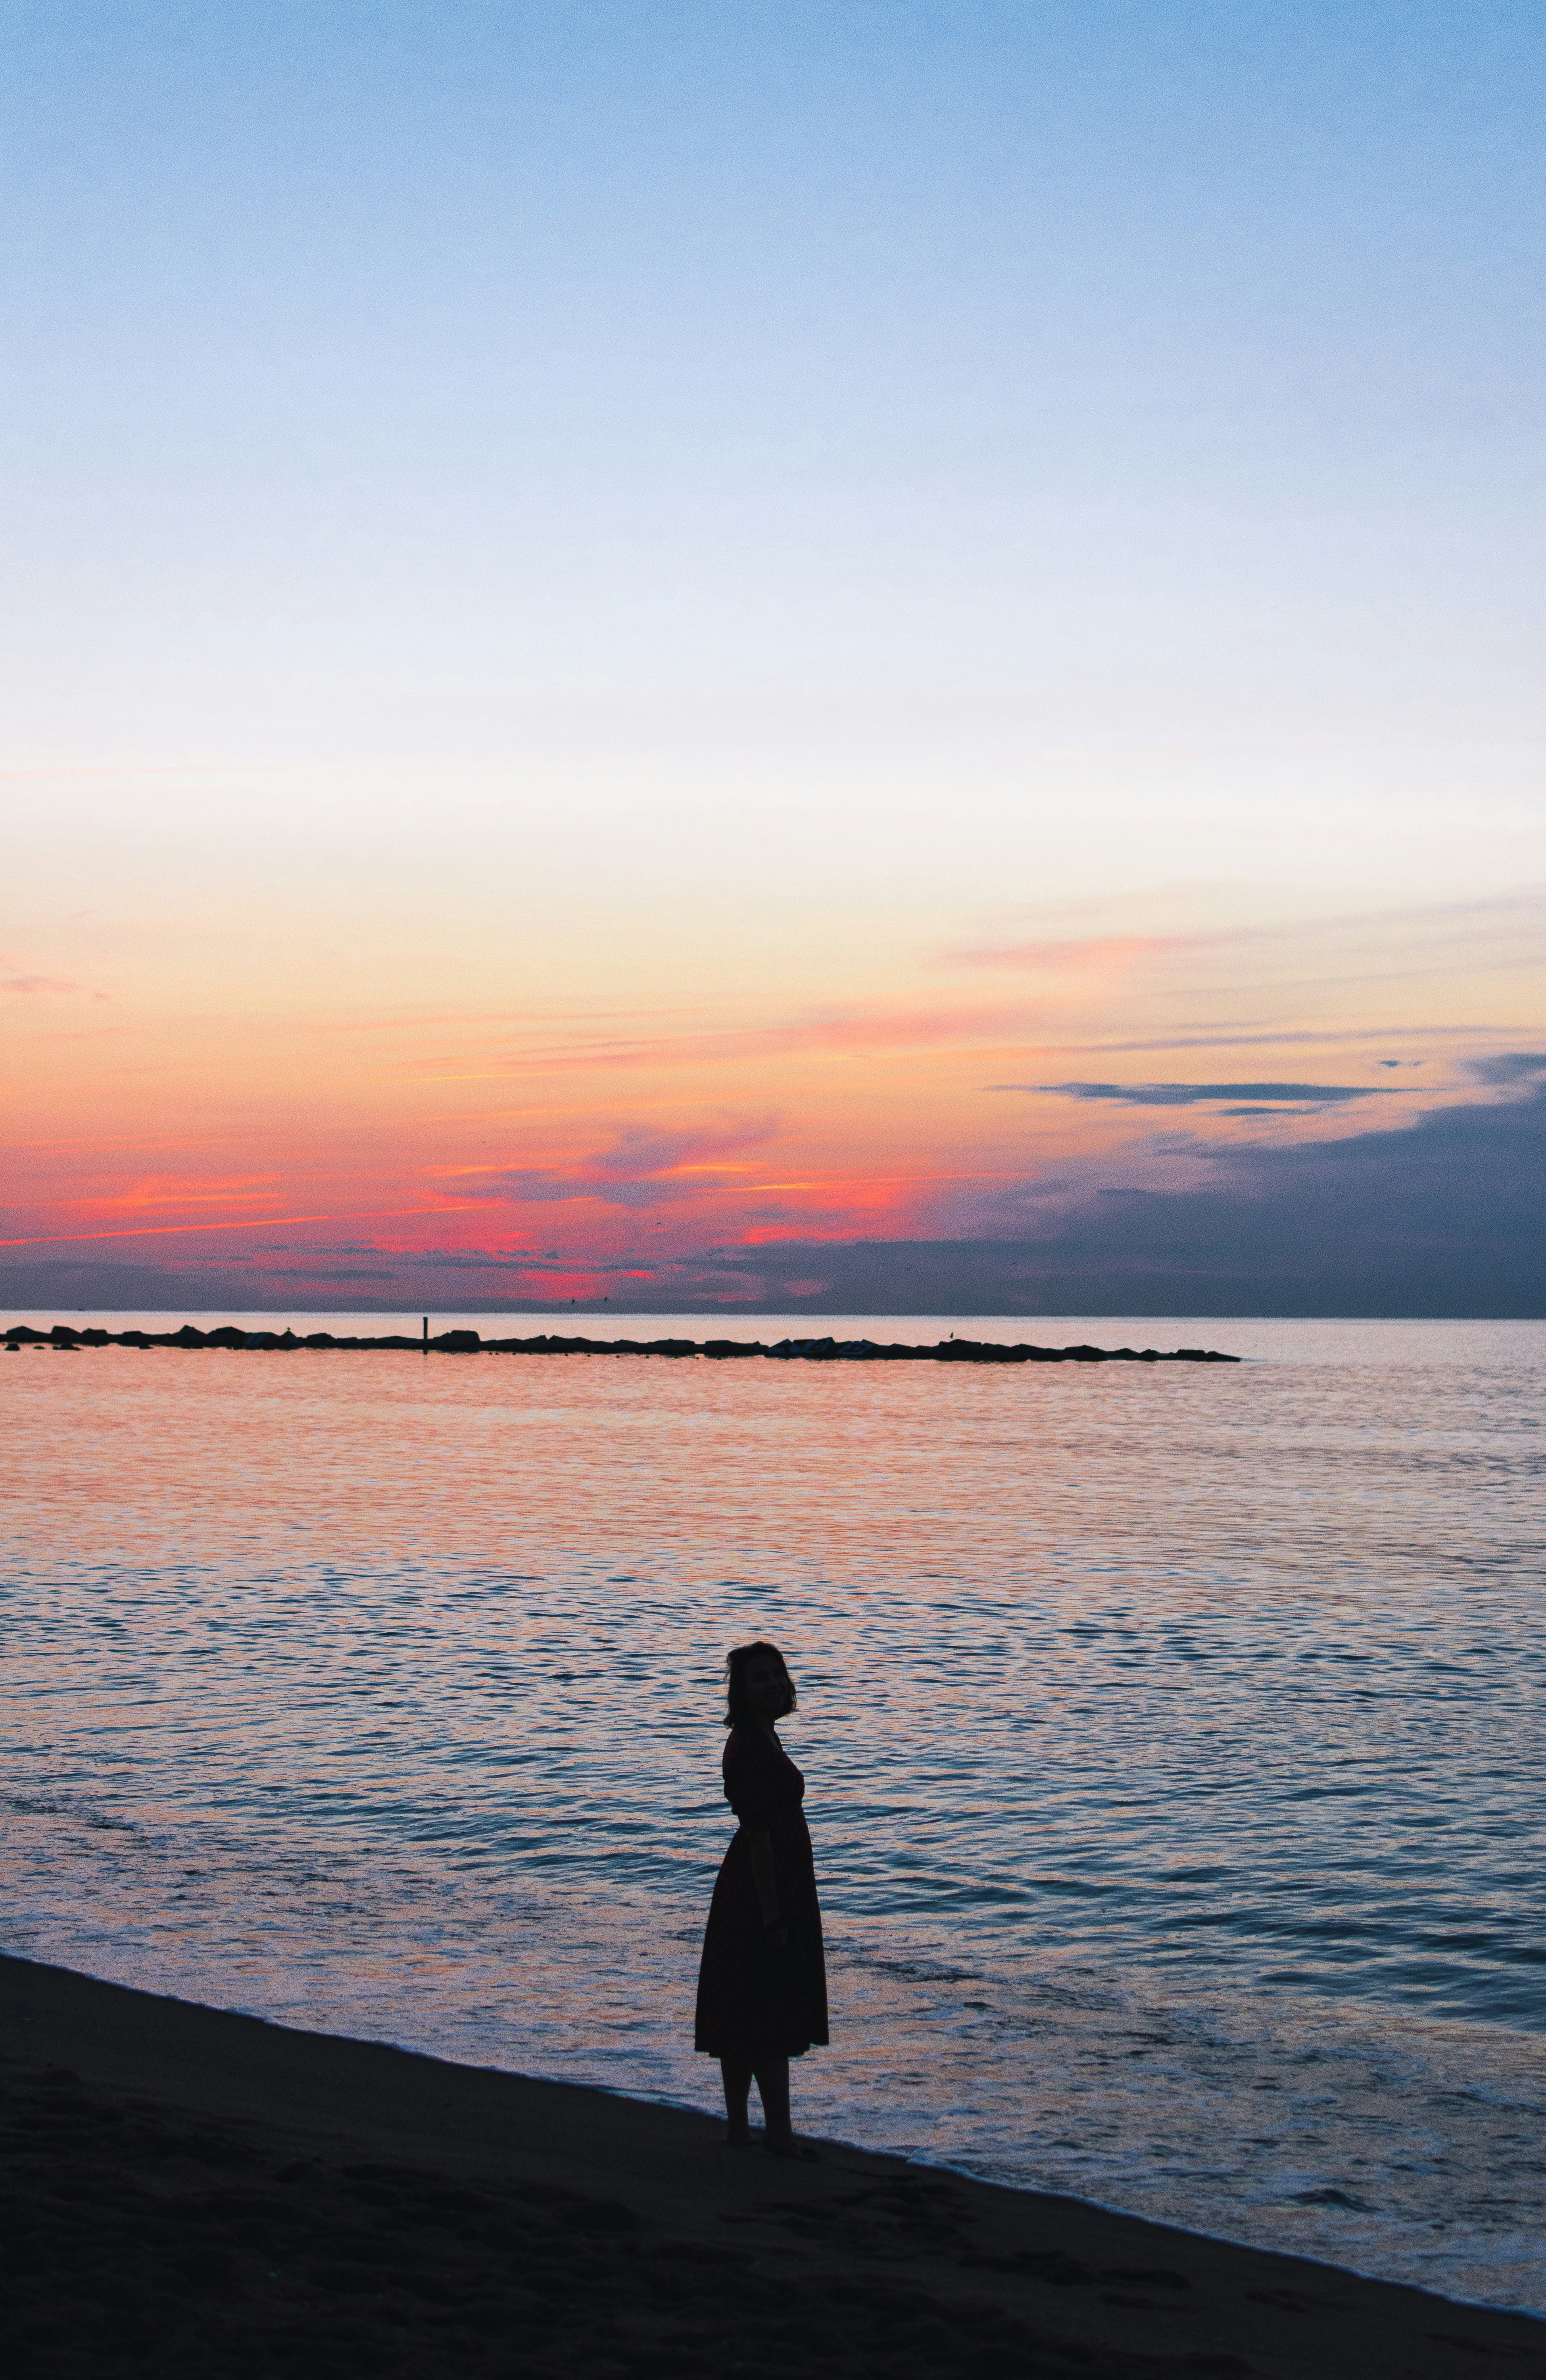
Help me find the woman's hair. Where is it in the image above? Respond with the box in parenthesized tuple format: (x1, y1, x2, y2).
(723, 1639, 797, 1728)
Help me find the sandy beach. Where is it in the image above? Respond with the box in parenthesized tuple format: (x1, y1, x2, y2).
(4, 1955, 1540, 2379)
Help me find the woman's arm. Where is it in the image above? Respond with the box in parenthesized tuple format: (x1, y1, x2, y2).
(749, 1831, 786, 1942)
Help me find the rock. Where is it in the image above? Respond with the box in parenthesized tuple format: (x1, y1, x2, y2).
(5, 1318, 1242, 1365)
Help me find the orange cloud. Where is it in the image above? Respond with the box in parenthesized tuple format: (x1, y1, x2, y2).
(392, 1000, 1057, 1083)
(0, 1202, 487, 1250)
(450, 1117, 782, 1209)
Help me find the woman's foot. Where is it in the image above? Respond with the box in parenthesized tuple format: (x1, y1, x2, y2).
(725, 2123, 751, 2148)
(762, 2134, 820, 2162)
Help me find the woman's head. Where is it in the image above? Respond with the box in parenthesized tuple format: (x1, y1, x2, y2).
(724, 1639, 797, 1728)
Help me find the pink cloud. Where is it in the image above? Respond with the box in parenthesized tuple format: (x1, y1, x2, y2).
(946, 934, 1216, 973)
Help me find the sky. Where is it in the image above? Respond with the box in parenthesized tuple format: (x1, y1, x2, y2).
(4, 2, 1544, 1315)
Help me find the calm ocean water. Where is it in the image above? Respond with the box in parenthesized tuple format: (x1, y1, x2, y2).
(4, 1311, 1544, 2310)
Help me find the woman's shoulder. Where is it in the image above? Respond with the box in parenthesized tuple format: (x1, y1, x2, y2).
(724, 1724, 791, 1778)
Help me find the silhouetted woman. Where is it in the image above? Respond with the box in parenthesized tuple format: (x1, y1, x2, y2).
(694, 1640, 828, 2159)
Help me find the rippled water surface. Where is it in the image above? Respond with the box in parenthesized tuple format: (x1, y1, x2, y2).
(4, 1312, 1545, 2310)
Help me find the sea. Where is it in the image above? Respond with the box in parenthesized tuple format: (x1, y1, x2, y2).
(4, 1311, 1544, 2313)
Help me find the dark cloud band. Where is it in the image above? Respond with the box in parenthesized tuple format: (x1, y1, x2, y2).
(1024, 1082, 1396, 1106)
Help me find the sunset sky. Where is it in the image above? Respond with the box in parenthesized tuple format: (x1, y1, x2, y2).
(5, 3, 1543, 1314)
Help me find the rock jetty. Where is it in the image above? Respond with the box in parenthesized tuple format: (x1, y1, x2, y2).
(5, 1323, 1239, 1363)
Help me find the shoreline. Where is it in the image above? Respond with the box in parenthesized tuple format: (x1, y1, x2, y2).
(5, 1322, 1240, 1364)
(4, 1954, 1537, 2377)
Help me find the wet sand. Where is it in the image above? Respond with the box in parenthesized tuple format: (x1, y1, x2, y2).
(4, 1956, 1540, 2378)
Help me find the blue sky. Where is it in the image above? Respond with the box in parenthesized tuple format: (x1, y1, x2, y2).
(10, 2, 1542, 797)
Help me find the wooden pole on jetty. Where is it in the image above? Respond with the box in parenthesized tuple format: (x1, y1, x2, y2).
(422, 1316, 428, 1353)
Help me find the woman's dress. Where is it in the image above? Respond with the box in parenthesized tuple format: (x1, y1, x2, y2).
(694, 1724, 829, 2060)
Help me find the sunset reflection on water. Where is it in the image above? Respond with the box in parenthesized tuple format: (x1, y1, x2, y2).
(5, 1316, 1546, 2309)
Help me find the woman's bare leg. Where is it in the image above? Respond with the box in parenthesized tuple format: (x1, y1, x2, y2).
(753, 2058, 818, 2159)
(751, 2057, 791, 2146)
(720, 2058, 753, 2144)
